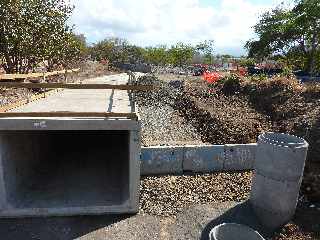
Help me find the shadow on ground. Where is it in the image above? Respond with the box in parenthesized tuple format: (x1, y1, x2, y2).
(200, 200, 271, 240)
(0, 214, 130, 240)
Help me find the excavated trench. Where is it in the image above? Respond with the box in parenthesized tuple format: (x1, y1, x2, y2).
(137, 74, 320, 204)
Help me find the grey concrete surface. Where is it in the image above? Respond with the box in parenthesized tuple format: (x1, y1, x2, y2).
(12, 74, 132, 114)
(140, 146, 184, 175)
(183, 145, 224, 173)
(224, 144, 256, 171)
(0, 201, 271, 240)
(0, 74, 141, 217)
(141, 144, 257, 175)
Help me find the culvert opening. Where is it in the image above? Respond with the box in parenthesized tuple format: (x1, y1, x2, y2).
(0, 130, 130, 209)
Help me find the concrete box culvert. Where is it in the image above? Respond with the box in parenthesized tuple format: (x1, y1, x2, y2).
(250, 132, 309, 230)
(0, 126, 141, 217)
(209, 223, 265, 240)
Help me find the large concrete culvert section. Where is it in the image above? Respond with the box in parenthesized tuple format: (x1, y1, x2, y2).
(2, 131, 129, 208)
(0, 74, 141, 217)
(0, 124, 141, 217)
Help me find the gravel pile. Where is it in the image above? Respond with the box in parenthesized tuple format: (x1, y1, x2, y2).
(151, 65, 193, 75)
(139, 104, 204, 146)
(0, 88, 33, 107)
(273, 223, 314, 240)
(136, 74, 204, 146)
(139, 172, 252, 216)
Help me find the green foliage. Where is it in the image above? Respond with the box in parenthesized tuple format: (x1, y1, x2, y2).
(239, 58, 256, 68)
(281, 65, 294, 78)
(220, 74, 241, 85)
(246, 0, 320, 74)
(215, 74, 242, 94)
(141, 42, 195, 66)
(249, 74, 268, 82)
(196, 40, 214, 64)
(167, 42, 195, 66)
(143, 45, 168, 65)
(90, 37, 145, 65)
(0, 0, 84, 73)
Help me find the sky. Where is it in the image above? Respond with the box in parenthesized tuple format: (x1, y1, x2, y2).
(70, 0, 291, 56)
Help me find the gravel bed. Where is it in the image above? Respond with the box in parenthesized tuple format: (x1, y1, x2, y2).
(136, 74, 205, 146)
(0, 88, 33, 107)
(139, 104, 204, 146)
(139, 172, 253, 217)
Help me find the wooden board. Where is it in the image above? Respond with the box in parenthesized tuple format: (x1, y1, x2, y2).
(0, 69, 80, 81)
(0, 112, 137, 119)
(0, 82, 153, 91)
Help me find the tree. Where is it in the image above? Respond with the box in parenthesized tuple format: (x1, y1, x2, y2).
(143, 45, 168, 65)
(196, 40, 214, 64)
(0, 0, 82, 73)
(126, 45, 145, 64)
(246, 0, 320, 74)
(90, 37, 131, 65)
(239, 58, 256, 68)
(168, 43, 195, 66)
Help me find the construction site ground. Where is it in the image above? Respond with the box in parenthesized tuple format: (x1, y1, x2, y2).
(0, 191, 318, 240)
(0, 70, 319, 239)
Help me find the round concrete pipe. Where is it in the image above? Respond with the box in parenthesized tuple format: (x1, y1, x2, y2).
(250, 133, 309, 230)
(209, 223, 265, 240)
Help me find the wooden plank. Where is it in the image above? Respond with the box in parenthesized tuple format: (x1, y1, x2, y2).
(0, 73, 43, 80)
(0, 112, 137, 119)
(0, 68, 80, 81)
(0, 82, 154, 91)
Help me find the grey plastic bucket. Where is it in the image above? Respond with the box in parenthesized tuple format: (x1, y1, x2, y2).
(250, 133, 308, 230)
(209, 223, 265, 240)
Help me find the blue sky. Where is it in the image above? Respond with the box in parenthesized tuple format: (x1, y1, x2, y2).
(70, 0, 289, 56)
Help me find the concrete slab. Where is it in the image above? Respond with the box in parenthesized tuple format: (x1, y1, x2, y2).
(12, 74, 132, 114)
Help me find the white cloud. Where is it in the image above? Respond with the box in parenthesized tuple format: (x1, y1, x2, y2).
(70, 0, 284, 55)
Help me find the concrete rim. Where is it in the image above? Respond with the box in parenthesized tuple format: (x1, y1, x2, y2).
(210, 223, 265, 240)
(258, 132, 308, 148)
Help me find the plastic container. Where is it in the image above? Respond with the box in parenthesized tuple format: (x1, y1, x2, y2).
(209, 223, 265, 240)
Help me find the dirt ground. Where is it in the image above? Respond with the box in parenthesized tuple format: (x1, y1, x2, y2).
(0, 200, 318, 240)
(137, 73, 320, 239)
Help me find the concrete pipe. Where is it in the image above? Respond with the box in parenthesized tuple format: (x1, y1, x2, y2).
(209, 223, 265, 240)
(250, 133, 309, 230)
